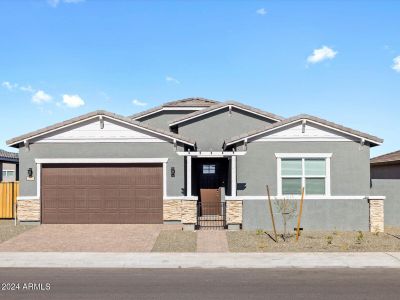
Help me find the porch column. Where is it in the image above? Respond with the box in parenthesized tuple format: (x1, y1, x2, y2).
(186, 155, 192, 197)
(231, 155, 237, 197)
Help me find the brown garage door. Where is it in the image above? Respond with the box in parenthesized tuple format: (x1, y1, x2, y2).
(41, 164, 163, 224)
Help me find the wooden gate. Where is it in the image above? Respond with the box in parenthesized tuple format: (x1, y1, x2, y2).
(0, 182, 19, 219)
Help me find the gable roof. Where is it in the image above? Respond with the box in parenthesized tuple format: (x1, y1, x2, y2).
(224, 114, 383, 147)
(7, 110, 195, 147)
(129, 97, 219, 120)
(0, 149, 18, 162)
(371, 150, 400, 165)
(169, 101, 284, 127)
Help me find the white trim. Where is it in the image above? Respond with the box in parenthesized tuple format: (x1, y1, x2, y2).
(30, 159, 169, 202)
(133, 107, 205, 120)
(163, 196, 198, 201)
(275, 153, 332, 158)
(163, 162, 167, 198)
(169, 104, 281, 127)
(368, 196, 386, 200)
(35, 158, 169, 164)
(276, 154, 331, 197)
(35, 139, 168, 143)
(186, 156, 192, 197)
(226, 196, 368, 200)
(9, 114, 194, 147)
(254, 138, 352, 142)
(177, 151, 247, 157)
(226, 118, 381, 146)
(17, 196, 40, 201)
(231, 155, 237, 197)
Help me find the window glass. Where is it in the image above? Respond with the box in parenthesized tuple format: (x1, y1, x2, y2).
(203, 164, 216, 174)
(281, 159, 302, 176)
(282, 178, 302, 195)
(306, 178, 325, 195)
(305, 159, 325, 176)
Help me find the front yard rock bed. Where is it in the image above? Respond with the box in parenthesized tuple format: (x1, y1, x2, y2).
(227, 229, 400, 252)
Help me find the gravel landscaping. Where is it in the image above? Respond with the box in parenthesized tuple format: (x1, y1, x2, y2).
(227, 229, 400, 252)
(0, 220, 37, 243)
(152, 230, 197, 252)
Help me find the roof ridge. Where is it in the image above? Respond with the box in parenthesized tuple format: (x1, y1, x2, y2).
(168, 101, 284, 126)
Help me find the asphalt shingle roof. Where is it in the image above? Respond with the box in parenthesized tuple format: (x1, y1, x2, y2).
(225, 114, 383, 147)
(0, 149, 18, 161)
(129, 97, 219, 119)
(169, 101, 284, 126)
(371, 150, 400, 165)
(7, 110, 195, 147)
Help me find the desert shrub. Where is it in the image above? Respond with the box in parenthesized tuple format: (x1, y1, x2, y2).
(327, 235, 333, 245)
(355, 231, 364, 244)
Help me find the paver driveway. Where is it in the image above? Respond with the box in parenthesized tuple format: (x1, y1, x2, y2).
(0, 224, 181, 252)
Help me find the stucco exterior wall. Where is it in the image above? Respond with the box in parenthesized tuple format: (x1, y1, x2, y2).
(178, 107, 276, 150)
(237, 141, 371, 197)
(243, 199, 370, 231)
(18, 142, 186, 197)
(371, 164, 400, 226)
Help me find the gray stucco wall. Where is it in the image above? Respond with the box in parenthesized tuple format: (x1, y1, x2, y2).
(243, 199, 369, 231)
(178, 107, 275, 150)
(371, 164, 400, 226)
(237, 141, 371, 197)
(139, 111, 196, 131)
(19, 142, 185, 197)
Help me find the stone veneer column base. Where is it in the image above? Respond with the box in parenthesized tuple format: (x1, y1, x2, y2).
(226, 200, 242, 228)
(163, 200, 182, 222)
(181, 200, 197, 229)
(369, 197, 384, 233)
(17, 199, 40, 222)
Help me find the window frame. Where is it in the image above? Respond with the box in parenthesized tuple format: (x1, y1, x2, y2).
(276, 153, 331, 196)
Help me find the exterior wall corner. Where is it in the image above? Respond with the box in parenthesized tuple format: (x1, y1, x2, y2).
(369, 197, 384, 233)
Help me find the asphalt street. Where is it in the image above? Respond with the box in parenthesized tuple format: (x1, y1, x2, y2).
(0, 268, 399, 300)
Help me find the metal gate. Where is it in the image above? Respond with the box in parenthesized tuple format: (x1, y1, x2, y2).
(196, 202, 226, 230)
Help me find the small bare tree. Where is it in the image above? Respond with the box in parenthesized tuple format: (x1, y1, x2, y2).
(275, 198, 297, 238)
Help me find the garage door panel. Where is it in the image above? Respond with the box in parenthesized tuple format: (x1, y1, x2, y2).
(41, 163, 163, 224)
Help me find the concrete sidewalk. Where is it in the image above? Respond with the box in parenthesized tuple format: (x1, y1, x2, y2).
(0, 252, 400, 268)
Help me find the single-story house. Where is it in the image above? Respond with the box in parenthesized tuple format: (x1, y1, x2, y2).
(7, 97, 385, 231)
(0, 149, 19, 182)
(370, 150, 400, 227)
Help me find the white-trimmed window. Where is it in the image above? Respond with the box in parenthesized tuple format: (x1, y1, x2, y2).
(203, 164, 216, 174)
(276, 153, 331, 196)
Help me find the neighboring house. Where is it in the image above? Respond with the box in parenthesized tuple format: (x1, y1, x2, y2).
(7, 97, 385, 232)
(0, 149, 19, 182)
(371, 150, 400, 227)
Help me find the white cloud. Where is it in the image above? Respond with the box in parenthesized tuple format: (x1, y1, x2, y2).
(62, 94, 85, 108)
(392, 56, 400, 72)
(307, 46, 338, 64)
(2, 81, 18, 90)
(132, 99, 147, 106)
(47, 0, 84, 7)
(256, 8, 267, 15)
(32, 90, 52, 104)
(165, 76, 180, 84)
(47, 0, 60, 7)
(20, 85, 35, 93)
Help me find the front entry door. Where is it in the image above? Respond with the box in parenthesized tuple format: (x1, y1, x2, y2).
(197, 160, 226, 215)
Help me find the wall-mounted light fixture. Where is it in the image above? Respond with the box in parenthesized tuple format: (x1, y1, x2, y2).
(27, 168, 33, 178)
(170, 167, 175, 178)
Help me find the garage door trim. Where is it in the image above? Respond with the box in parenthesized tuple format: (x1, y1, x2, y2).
(34, 158, 168, 206)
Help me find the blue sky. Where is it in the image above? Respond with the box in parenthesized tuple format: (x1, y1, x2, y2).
(0, 0, 399, 157)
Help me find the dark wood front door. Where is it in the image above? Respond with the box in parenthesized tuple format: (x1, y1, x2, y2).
(41, 163, 163, 224)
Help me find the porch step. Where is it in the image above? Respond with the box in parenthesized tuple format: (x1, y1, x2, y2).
(197, 230, 229, 253)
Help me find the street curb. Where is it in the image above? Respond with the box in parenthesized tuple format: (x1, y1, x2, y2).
(0, 252, 400, 268)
